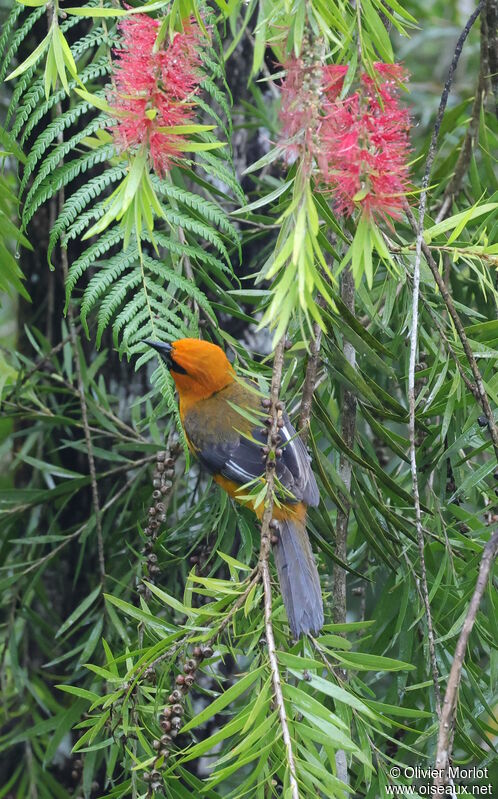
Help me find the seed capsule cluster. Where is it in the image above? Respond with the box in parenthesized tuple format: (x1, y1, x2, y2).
(138, 445, 179, 595)
(260, 396, 284, 546)
(145, 645, 213, 792)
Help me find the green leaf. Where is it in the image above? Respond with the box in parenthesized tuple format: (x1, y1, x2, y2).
(55, 586, 101, 638)
(181, 666, 264, 733)
(6, 27, 51, 80)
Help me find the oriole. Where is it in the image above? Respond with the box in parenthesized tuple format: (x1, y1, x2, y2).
(147, 337, 324, 637)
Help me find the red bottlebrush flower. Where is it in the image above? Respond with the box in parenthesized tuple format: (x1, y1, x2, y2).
(320, 63, 411, 222)
(109, 15, 203, 176)
(278, 56, 410, 223)
(322, 64, 348, 100)
(278, 58, 346, 163)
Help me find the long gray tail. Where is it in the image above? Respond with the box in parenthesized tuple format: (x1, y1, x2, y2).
(272, 518, 324, 637)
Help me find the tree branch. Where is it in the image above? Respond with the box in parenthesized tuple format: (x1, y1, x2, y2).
(52, 86, 106, 586)
(298, 321, 322, 447)
(331, 266, 356, 785)
(407, 3, 483, 719)
(405, 205, 498, 461)
(259, 335, 299, 799)
(435, 13, 487, 223)
(434, 531, 498, 786)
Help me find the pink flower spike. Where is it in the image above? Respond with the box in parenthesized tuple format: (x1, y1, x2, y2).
(320, 62, 411, 223)
(108, 16, 205, 176)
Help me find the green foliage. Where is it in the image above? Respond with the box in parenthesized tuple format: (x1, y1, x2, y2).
(0, 0, 497, 797)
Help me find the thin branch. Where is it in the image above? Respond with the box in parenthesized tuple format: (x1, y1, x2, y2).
(61, 247, 106, 586)
(405, 205, 498, 461)
(333, 267, 356, 629)
(435, 13, 487, 223)
(434, 531, 498, 786)
(332, 266, 356, 786)
(53, 94, 106, 585)
(484, 0, 498, 117)
(407, 3, 483, 719)
(259, 336, 299, 799)
(298, 321, 322, 447)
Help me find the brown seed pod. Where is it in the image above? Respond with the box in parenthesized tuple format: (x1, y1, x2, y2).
(277, 418, 284, 428)
(149, 565, 160, 576)
(171, 703, 184, 715)
(275, 448, 282, 458)
(152, 490, 161, 500)
(152, 739, 161, 750)
(169, 690, 182, 703)
(184, 674, 195, 687)
(160, 720, 171, 732)
(160, 748, 169, 758)
(271, 535, 279, 545)
(137, 583, 145, 593)
(161, 706, 172, 718)
(157, 452, 166, 462)
(151, 781, 162, 791)
(275, 401, 284, 411)
(175, 674, 185, 686)
(201, 645, 213, 658)
(192, 646, 203, 659)
(155, 502, 166, 513)
(160, 734, 171, 746)
(185, 658, 197, 671)
(269, 519, 279, 530)
(149, 519, 159, 530)
(152, 478, 161, 489)
(171, 716, 182, 729)
(261, 398, 271, 409)
(148, 553, 158, 563)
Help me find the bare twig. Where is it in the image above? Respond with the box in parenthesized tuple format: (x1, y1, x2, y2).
(333, 267, 356, 629)
(298, 321, 322, 447)
(332, 266, 356, 786)
(61, 242, 106, 586)
(406, 205, 498, 461)
(435, 14, 487, 223)
(407, 4, 483, 719)
(259, 336, 299, 799)
(53, 89, 106, 585)
(484, 0, 498, 117)
(434, 531, 498, 786)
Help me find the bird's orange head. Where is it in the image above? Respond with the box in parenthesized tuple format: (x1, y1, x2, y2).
(146, 338, 235, 408)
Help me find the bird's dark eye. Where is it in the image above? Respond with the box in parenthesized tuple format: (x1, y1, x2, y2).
(170, 361, 188, 375)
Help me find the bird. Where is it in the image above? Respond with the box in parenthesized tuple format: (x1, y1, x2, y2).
(147, 337, 324, 637)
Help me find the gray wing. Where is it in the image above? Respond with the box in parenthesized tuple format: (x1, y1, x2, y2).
(195, 412, 319, 507)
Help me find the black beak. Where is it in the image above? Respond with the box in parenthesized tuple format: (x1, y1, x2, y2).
(144, 340, 173, 365)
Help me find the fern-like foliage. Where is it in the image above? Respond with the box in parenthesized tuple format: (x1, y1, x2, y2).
(4, 4, 241, 373)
